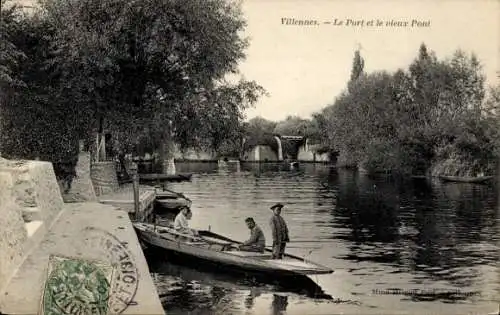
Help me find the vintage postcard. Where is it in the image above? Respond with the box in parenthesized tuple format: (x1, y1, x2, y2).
(0, 0, 498, 314)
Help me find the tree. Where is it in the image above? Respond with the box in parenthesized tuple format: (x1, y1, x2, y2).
(273, 115, 311, 136)
(483, 84, 500, 118)
(172, 79, 266, 156)
(316, 43, 495, 176)
(0, 2, 26, 89)
(38, 0, 264, 170)
(325, 71, 397, 168)
(244, 116, 277, 139)
(347, 48, 365, 93)
(0, 2, 27, 147)
(241, 116, 278, 152)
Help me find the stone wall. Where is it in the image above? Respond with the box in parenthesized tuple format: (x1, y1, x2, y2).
(0, 158, 64, 295)
(173, 145, 216, 161)
(297, 150, 330, 162)
(297, 148, 314, 161)
(61, 152, 97, 202)
(0, 171, 27, 295)
(315, 153, 330, 162)
(297, 144, 330, 162)
(243, 145, 279, 162)
(90, 161, 119, 196)
(0, 159, 64, 226)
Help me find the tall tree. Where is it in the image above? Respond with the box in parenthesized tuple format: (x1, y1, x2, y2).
(347, 48, 365, 93)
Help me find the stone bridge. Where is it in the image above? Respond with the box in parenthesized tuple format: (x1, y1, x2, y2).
(241, 134, 329, 162)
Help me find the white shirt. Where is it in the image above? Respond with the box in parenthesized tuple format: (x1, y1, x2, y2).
(174, 212, 189, 230)
(173, 212, 194, 236)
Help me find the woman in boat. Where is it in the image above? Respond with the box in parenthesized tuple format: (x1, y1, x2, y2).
(269, 203, 290, 259)
(238, 217, 266, 252)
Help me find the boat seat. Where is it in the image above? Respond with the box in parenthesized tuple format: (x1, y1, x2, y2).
(185, 242, 208, 246)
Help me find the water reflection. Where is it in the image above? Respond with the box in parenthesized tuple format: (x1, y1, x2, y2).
(244, 288, 262, 309)
(326, 171, 498, 285)
(147, 251, 336, 314)
(332, 177, 401, 244)
(148, 162, 499, 314)
(271, 294, 288, 315)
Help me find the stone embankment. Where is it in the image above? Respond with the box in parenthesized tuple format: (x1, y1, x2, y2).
(0, 156, 164, 315)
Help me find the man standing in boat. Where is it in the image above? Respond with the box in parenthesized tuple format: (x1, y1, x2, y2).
(238, 217, 266, 252)
(269, 203, 290, 259)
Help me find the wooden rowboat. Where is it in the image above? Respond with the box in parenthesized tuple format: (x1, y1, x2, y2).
(139, 173, 193, 182)
(154, 188, 191, 211)
(156, 197, 191, 210)
(439, 175, 494, 183)
(133, 222, 333, 277)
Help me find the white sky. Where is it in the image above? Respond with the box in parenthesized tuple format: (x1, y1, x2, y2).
(238, 0, 500, 121)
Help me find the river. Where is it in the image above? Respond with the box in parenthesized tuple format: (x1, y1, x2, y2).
(145, 162, 499, 315)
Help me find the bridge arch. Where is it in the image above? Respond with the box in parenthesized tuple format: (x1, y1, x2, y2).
(241, 134, 307, 161)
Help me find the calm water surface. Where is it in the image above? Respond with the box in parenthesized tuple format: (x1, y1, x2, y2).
(146, 162, 499, 315)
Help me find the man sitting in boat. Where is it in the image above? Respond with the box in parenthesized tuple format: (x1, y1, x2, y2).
(173, 206, 198, 236)
(238, 217, 266, 252)
(270, 203, 290, 259)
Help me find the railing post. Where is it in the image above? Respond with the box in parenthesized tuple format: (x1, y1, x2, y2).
(130, 162, 140, 221)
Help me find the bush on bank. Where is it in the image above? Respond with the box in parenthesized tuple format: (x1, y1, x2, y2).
(316, 44, 500, 177)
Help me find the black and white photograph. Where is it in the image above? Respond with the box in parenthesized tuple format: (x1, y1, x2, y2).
(0, 0, 498, 314)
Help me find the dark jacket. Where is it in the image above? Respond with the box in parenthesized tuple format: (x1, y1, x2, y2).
(270, 215, 289, 244)
(243, 225, 266, 249)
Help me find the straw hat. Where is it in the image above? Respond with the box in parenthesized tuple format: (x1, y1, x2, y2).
(270, 203, 284, 210)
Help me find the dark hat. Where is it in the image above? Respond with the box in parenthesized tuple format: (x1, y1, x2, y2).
(270, 203, 284, 210)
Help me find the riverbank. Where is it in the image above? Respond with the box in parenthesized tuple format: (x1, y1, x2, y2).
(0, 158, 164, 314)
(334, 156, 497, 182)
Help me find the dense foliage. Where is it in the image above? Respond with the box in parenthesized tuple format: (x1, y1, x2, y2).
(315, 44, 500, 176)
(0, 3, 79, 176)
(0, 0, 265, 179)
(241, 117, 277, 153)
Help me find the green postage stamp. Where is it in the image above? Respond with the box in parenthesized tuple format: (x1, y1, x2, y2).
(40, 255, 116, 315)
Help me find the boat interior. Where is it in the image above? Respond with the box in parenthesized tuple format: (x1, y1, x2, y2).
(134, 222, 333, 274)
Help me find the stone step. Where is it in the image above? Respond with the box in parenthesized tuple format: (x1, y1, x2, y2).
(25, 221, 43, 238)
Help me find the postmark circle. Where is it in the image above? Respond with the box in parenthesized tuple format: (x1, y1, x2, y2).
(80, 227, 139, 314)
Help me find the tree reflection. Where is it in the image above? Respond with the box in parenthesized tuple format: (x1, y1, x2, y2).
(271, 294, 288, 315)
(244, 288, 262, 309)
(324, 169, 498, 286)
(333, 172, 400, 244)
